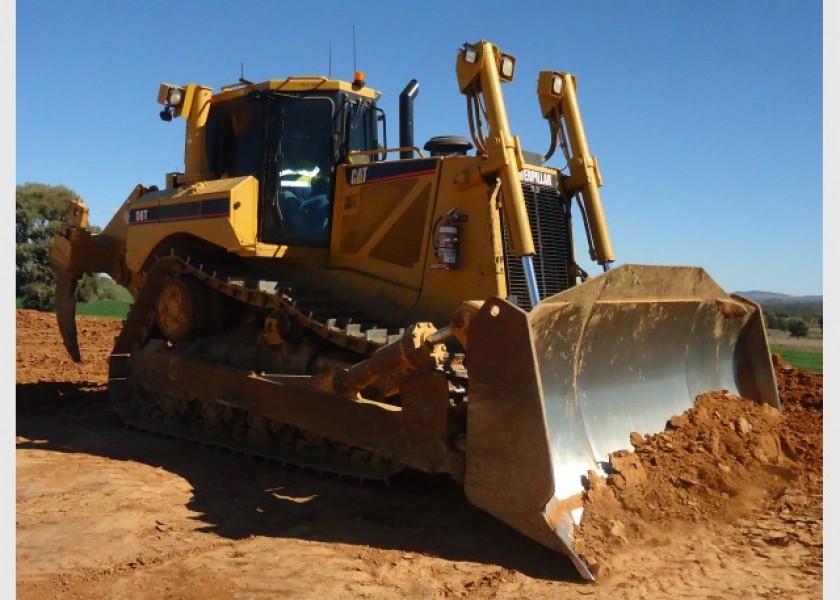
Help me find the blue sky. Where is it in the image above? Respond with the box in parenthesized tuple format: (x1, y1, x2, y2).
(14, 0, 825, 295)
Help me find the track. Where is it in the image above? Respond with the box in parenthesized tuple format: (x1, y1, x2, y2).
(107, 253, 416, 481)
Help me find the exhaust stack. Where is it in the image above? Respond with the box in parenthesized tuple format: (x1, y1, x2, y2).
(399, 79, 420, 159)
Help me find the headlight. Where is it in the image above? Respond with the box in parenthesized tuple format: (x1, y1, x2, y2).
(499, 53, 516, 81)
(167, 87, 183, 106)
(552, 74, 563, 96)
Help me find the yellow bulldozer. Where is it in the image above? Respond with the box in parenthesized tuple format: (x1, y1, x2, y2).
(52, 40, 779, 579)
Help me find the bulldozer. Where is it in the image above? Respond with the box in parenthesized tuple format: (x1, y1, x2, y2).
(52, 40, 779, 580)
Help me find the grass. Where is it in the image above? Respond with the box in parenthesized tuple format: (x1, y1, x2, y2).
(770, 347, 823, 374)
(74, 299, 132, 319)
(16, 296, 131, 320)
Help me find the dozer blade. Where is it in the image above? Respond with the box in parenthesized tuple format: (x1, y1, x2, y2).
(54, 270, 82, 363)
(463, 264, 778, 580)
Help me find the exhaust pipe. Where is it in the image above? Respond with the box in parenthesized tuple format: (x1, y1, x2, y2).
(399, 79, 420, 159)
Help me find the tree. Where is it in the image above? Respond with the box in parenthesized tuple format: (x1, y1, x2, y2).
(786, 318, 809, 339)
(764, 310, 783, 330)
(16, 182, 118, 311)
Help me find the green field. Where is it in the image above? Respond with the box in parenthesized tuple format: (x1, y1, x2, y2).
(770, 347, 823, 374)
(15, 285, 134, 319)
(16, 296, 131, 320)
(74, 299, 132, 318)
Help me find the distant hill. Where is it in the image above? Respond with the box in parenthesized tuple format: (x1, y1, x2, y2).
(734, 291, 823, 305)
(733, 291, 822, 323)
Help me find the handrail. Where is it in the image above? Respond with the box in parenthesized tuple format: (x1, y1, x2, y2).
(347, 146, 426, 164)
(284, 75, 331, 82)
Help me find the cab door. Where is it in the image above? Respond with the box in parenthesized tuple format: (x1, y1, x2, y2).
(262, 95, 337, 246)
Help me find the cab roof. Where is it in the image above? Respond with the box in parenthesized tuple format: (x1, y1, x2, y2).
(211, 76, 381, 104)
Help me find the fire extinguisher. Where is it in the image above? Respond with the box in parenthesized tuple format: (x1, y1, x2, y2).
(432, 210, 465, 269)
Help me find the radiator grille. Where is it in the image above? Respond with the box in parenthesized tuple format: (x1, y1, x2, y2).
(502, 184, 574, 311)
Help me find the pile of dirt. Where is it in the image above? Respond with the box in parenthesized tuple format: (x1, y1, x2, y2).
(573, 355, 823, 579)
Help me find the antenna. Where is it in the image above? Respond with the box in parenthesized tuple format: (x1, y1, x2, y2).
(353, 24, 357, 73)
(329, 43, 332, 78)
(239, 61, 253, 85)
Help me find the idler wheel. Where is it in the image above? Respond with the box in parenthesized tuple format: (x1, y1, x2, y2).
(156, 275, 207, 342)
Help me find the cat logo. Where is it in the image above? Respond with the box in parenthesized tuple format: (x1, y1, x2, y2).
(350, 167, 368, 185)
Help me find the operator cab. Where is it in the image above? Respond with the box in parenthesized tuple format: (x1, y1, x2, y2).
(203, 78, 381, 247)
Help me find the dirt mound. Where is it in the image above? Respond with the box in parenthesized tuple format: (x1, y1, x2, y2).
(573, 357, 823, 579)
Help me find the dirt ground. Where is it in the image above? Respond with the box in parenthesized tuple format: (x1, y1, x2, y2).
(16, 309, 824, 599)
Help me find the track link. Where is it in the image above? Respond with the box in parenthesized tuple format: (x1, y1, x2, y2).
(108, 255, 406, 481)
